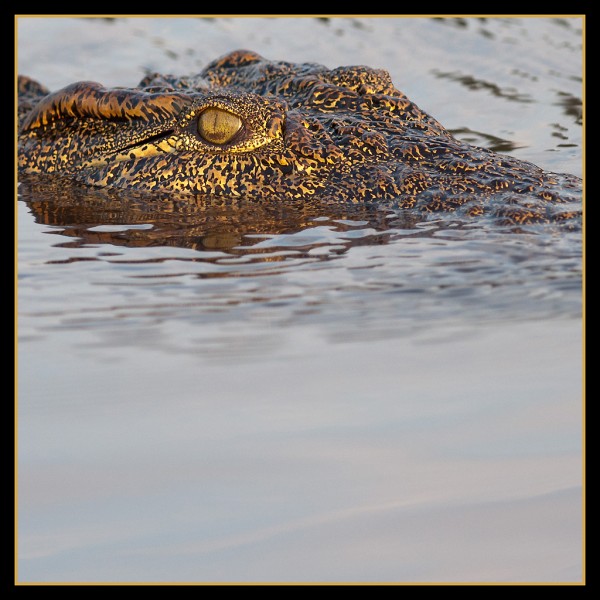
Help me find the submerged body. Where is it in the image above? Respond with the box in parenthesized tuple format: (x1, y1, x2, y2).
(18, 49, 582, 224)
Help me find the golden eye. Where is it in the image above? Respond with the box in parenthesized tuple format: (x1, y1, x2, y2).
(197, 108, 243, 144)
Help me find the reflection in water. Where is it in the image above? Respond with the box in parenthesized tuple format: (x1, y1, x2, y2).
(553, 91, 583, 125)
(18, 171, 582, 331)
(19, 174, 427, 257)
(448, 127, 524, 154)
(19, 170, 581, 267)
(431, 69, 533, 103)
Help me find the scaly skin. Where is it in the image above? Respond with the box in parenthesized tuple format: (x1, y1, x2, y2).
(18, 49, 582, 224)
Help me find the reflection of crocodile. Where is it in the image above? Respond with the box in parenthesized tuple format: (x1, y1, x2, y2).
(19, 175, 415, 253)
(18, 49, 582, 225)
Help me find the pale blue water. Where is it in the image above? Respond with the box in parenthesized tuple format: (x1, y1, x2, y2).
(17, 16, 583, 584)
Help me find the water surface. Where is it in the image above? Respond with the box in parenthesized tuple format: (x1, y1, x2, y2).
(17, 16, 584, 584)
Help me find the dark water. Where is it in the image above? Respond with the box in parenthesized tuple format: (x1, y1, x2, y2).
(17, 17, 583, 584)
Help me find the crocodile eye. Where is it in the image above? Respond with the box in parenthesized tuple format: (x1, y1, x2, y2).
(197, 108, 243, 144)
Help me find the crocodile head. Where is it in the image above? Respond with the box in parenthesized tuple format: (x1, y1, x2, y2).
(18, 49, 581, 223)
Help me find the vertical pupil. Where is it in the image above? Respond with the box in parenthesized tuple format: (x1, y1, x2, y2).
(198, 108, 242, 144)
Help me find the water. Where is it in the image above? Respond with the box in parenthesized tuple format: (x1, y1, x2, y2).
(16, 16, 584, 584)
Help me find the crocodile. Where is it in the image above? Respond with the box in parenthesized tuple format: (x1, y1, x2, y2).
(18, 49, 582, 225)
